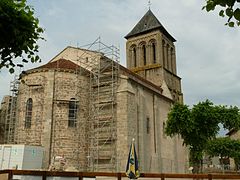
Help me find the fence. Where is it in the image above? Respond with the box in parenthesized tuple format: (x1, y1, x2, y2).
(0, 170, 240, 180)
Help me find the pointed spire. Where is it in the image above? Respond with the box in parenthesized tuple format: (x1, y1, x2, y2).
(125, 9, 176, 42)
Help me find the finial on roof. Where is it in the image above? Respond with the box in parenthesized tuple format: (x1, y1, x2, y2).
(148, 0, 152, 10)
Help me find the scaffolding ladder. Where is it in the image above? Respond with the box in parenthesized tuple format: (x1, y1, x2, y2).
(75, 38, 120, 171)
(4, 75, 19, 144)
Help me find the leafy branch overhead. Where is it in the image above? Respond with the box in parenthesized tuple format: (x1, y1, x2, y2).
(203, 0, 240, 27)
(0, 0, 44, 73)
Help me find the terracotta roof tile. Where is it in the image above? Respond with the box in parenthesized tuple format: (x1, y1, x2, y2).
(36, 59, 79, 70)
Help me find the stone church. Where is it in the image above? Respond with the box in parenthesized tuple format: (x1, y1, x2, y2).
(2, 10, 188, 172)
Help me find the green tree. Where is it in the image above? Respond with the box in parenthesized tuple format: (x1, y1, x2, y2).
(165, 100, 240, 173)
(219, 105, 240, 130)
(203, 0, 240, 27)
(0, 0, 44, 73)
(206, 137, 240, 170)
(234, 153, 240, 170)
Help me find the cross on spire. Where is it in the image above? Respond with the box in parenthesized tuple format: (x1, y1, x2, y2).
(148, 0, 152, 10)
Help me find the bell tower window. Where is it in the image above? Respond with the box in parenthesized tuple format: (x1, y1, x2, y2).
(170, 47, 174, 72)
(152, 42, 156, 64)
(133, 47, 137, 67)
(162, 40, 165, 68)
(166, 44, 170, 70)
(142, 45, 146, 65)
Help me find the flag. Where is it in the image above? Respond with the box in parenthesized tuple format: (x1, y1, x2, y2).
(126, 140, 140, 179)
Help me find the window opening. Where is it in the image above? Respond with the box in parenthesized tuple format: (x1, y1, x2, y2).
(152, 43, 156, 63)
(133, 47, 137, 67)
(143, 45, 146, 65)
(162, 40, 165, 67)
(68, 98, 78, 127)
(25, 98, 33, 129)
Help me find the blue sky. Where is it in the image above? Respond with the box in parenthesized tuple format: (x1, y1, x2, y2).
(1, 0, 240, 127)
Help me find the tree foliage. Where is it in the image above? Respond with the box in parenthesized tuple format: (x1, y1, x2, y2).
(165, 99, 240, 173)
(203, 0, 240, 27)
(206, 137, 240, 159)
(206, 137, 240, 169)
(0, 0, 44, 73)
(218, 105, 240, 130)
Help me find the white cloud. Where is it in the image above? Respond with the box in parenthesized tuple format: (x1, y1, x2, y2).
(1, 0, 240, 109)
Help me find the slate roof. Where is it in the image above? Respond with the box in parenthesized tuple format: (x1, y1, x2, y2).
(125, 10, 176, 42)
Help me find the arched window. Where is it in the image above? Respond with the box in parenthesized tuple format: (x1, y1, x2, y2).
(162, 40, 165, 67)
(142, 45, 146, 65)
(25, 98, 33, 129)
(170, 47, 174, 72)
(68, 98, 78, 127)
(133, 47, 137, 67)
(130, 45, 137, 68)
(166, 44, 170, 69)
(152, 42, 156, 64)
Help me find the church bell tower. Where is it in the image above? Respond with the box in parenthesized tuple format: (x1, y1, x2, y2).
(125, 9, 183, 102)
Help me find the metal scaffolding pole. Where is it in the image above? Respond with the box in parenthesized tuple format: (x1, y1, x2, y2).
(4, 75, 19, 144)
(75, 37, 120, 171)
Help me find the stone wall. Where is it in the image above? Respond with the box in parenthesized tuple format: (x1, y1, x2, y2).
(17, 70, 53, 168)
(0, 96, 11, 144)
(126, 29, 182, 104)
(14, 59, 187, 173)
(51, 71, 89, 170)
(0, 95, 17, 144)
(16, 69, 89, 170)
(163, 70, 182, 102)
(116, 74, 187, 173)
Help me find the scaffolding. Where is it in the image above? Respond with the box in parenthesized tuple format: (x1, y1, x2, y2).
(4, 75, 19, 144)
(2, 38, 120, 171)
(75, 37, 120, 171)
